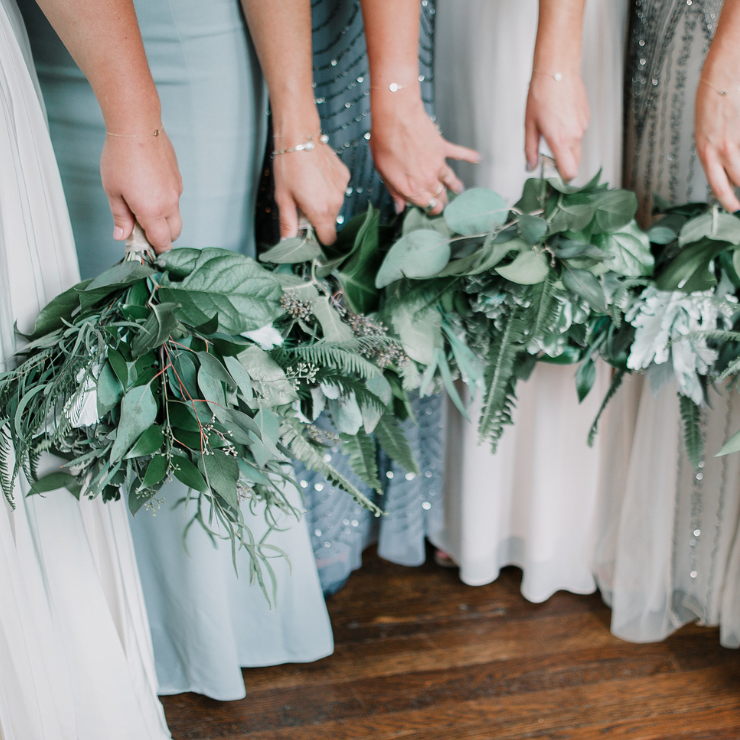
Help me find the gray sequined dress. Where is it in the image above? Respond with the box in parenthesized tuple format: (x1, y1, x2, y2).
(295, 0, 445, 594)
(598, 0, 740, 647)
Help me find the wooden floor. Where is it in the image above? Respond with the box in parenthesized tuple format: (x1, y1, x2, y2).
(162, 546, 740, 740)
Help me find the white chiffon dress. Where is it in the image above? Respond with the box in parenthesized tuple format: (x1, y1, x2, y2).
(432, 0, 628, 601)
(0, 1, 170, 737)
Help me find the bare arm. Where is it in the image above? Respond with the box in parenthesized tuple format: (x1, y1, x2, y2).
(525, 0, 589, 181)
(695, 0, 740, 212)
(35, 0, 182, 252)
(242, 0, 349, 244)
(360, 0, 479, 214)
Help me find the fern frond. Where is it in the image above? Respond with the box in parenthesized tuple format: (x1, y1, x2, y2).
(339, 431, 382, 492)
(526, 273, 559, 340)
(478, 308, 528, 452)
(679, 394, 703, 470)
(374, 410, 420, 475)
(587, 368, 625, 447)
(287, 342, 380, 378)
(0, 423, 14, 507)
(318, 374, 388, 416)
(286, 426, 383, 515)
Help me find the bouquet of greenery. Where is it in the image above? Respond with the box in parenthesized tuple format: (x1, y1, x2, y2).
(0, 228, 397, 576)
(585, 200, 740, 466)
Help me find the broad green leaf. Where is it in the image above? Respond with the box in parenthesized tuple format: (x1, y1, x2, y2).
(27, 471, 76, 496)
(254, 408, 281, 447)
(590, 190, 638, 233)
(276, 274, 320, 302)
(469, 239, 526, 275)
(339, 210, 382, 313)
(390, 299, 443, 366)
(655, 237, 728, 292)
(259, 235, 322, 264)
(97, 362, 124, 416)
(132, 302, 180, 357)
(223, 355, 253, 401)
(562, 268, 607, 313)
(366, 374, 393, 406)
(518, 214, 548, 245)
(168, 402, 201, 431)
(678, 211, 740, 247)
(202, 449, 239, 509)
(515, 178, 547, 213)
(110, 385, 158, 462)
(172, 455, 208, 492)
(236, 346, 298, 405)
(28, 282, 87, 338)
(444, 188, 509, 235)
(550, 202, 595, 233)
(86, 261, 155, 292)
(159, 248, 283, 333)
(128, 488, 154, 516)
(125, 426, 165, 459)
(142, 454, 168, 486)
(311, 297, 355, 342)
(592, 220, 654, 277)
(375, 230, 450, 288)
(495, 250, 550, 285)
(197, 351, 236, 390)
(107, 348, 129, 388)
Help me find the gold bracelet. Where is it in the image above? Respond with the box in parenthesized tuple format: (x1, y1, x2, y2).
(106, 126, 164, 138)
(532, 69, 564, 82)
(700, 78, 729, 96)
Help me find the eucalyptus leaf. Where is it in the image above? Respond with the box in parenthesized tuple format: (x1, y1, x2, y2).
(29, 282, 86, 338)
(375, 230, 451, 288)
(576, 357, 597, 402)
(390, 299, 443, 366)
(142, 454, 168, 486)
(172, 455, 208, 492)
(223, 355, 253, 400)
(311, 297, 355, 342)
(495, 249, 550, 285)
(132, 302, 180, 357)
(27, 471, 77, 496)
(125, 426, 164, 459)
(259, 235, 322, 264)
(716, 427, 740, 457)
(444, 188, 509, 235)
(197, 351, 236, 390)
(97, 362, 123, 416)
(518, 214, 548, 245)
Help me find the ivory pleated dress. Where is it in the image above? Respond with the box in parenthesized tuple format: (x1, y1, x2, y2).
(0, 1, 170, 737)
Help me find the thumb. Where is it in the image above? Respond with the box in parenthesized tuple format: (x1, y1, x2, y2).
(108, 194, 135, 241)
(277, 194, 299, 239)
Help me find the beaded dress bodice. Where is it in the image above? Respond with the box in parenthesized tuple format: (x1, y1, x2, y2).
(625, 0, 723, 222)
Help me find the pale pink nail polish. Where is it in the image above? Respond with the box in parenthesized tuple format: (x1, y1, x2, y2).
(114, 226, 124, 240)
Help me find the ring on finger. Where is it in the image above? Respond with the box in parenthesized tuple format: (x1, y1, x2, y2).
(425, 196, 439, 214)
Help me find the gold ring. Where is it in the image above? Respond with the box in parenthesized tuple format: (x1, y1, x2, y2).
(425, 196, 439, 213)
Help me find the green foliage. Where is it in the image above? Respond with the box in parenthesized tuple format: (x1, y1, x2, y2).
(374, 411, 420, 475)
(587, 369, 626, 447)
(339, 431, 382, 493)
(679, 395, 704, 471)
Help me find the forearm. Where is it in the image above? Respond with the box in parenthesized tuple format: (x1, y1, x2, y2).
(533, 0, 587, 77)
(241, 0, 319, 140)
(702, 0, 740, 85)
(34, 0, 160, 133)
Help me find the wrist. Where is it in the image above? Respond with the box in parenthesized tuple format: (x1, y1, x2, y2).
(100, 88, 162, 137)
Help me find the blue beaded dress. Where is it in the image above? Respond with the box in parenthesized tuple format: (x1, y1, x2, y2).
(292, 0, 446, 595)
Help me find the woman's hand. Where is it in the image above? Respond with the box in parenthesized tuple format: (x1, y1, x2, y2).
(525, 72, 590, 181)
(100, 130, 183, 253)
(369, 89, 480, 215)
(272, 137, 350, 244)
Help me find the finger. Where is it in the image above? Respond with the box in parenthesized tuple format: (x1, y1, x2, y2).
(524, 118, 540, 172)
(444, 141, 481, 164)
(385, 183, 406, 214)
(108, 194, 135, 241)
(167, 210, 183, 243)
(137, 214, 173, 254)
(440, 165, 464, 194)
(550, 139, 579, 182)
(276, 194, 299, 239)
(311, 214, 338, 245)
(408, 188, 446, 216)
(705, 153, 740, 212)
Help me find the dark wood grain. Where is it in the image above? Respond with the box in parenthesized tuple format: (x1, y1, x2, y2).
(162, 546, 740, 740)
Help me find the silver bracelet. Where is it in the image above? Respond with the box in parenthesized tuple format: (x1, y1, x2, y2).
(272, 133, 329, 157)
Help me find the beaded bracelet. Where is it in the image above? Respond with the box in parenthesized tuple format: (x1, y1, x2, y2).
(272, 133, 329, 157)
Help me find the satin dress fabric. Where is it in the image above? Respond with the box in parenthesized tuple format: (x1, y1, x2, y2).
(19, 0, 333, 701)
(432, 0, 628, 601)
(0, 1, 170, 737)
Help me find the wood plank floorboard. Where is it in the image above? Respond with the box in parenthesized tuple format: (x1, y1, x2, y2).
(162, 546, 740, 739)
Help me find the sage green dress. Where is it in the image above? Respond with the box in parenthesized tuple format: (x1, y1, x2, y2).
(19, 0, 333, 701)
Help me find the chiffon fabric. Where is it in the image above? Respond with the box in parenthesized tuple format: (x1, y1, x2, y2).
(0, 1, 169, 737)
(597, 0, 740, 648)
(431, 0, 628, 601)
(19, 0, 334, 699)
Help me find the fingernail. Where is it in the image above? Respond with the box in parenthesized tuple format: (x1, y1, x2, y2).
(395, 201, 404, 214)
(113, 226, 124, 240)
(526, 161, 535, 173)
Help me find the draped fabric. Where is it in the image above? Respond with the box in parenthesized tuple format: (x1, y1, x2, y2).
(596, 0, 740, 648)
(0, 1, 170, 736)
